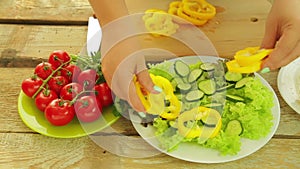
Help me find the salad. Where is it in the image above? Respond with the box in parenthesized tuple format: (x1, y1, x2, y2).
(133, 57, 274, 156)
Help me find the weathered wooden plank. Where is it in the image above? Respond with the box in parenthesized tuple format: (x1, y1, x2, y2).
(0, 133, 299, 168)
(1, 68, 300, 136)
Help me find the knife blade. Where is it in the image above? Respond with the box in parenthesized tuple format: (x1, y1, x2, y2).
(87, 16, 102, 56)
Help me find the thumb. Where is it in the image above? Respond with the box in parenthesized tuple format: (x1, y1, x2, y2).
(136, 69, 160, 94)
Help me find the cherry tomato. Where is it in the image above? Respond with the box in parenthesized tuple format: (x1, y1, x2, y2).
(93, 83, 114, 107)
(48, 50, 71, 69)
(60, 82, 83, 101)
(77, 69, 98, 90)
(61, 64, 82, 82)
(21, 76, 43, 97)
(74, 96, 102, 123)
(44, 99, 75, 126)
(34, 89, 58, 112)
(34, 62, 55, 80)
(48, 75, 68, 94)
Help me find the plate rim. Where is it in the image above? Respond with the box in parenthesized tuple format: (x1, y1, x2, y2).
(130, 55, 281, 163)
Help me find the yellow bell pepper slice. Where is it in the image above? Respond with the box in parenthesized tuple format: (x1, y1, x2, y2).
(177, 106, 222, 139)
(182, 0, 216, 20)
(177, 6, 208, 26)
(135, 74, 181, 120)
(226, 59, 262, 73)
(234, 47, 273, 66)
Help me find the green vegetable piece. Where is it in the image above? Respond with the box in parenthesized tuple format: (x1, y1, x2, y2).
(174, 60, 190, 77)
(216, 83, 235, 92)
(200, 63, 215, 71)
(226, 94, 244, 102)
(202, 103, 223, 108)
(198, 79, 216, 95)
(177, 83, 192, 92)
(225, 72, 243, 82)
(225, 120, 243, 136)
(188, 69, 203, 83)
(185, 90, 204, 102)
(149, 68, 174, 81)
(235, 77, 254, 88)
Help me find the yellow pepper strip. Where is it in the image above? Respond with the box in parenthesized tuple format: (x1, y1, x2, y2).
(226, 59, 262, 73)
(135, 74, 181, 120)
(182, 0, 216, 20)
(177, 6, 208, 26)
(234, 47, 273, 66)
(168, 1, 188, 24)
(143, 9, 179, 37)
(177, 106, 222, 139)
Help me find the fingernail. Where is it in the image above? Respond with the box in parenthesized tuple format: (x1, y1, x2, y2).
(260, 67, 270, 74)
(153, 85, 162, 93)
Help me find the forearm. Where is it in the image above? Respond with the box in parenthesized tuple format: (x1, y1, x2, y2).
(88, 0, 129, 26)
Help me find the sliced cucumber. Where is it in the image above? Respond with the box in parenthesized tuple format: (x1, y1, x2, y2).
(216, 83, 235, 92)
(149, 68, 173, 81)
(235, 77, 254, 88)
(202, 103, 223, 108)
(200, 63, 215, 71)
(225, 120, 243, 136)
(177, 83, 192, 92)
(188, 69, 203, 83)
(226, 94, 244, 102)
(225, 72, 243, 82)
(198, 79, 216, 95)
(174, 60, 190, 77)
(185, 90, 204, 102)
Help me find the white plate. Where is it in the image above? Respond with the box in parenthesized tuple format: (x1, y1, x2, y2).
(130, 56, 280, 163)
(278, 57, 300, 115)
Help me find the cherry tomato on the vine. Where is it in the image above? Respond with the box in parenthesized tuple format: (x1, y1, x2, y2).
(93, 83, 114, 107)
(44, 99, 75, 126)
(61, 64, 82, 82)
(48, 50, 71, 69)
(21, 76, 43, 97)
(77, 69, 98, 90)
(34, 62, 55, 80)
(74, 96, 102, 123)
(48, 75, 68, 94)
(35, 89, 58, 112)
(60, 82, 83, 101)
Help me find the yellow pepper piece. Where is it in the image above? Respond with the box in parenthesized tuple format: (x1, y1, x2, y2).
(143, 9, 179, 37)
(182, 0, 216, 20)
(177, 6, 208, 26)
(135, 74, 181, 120)
(177, 106, 222, 139)
(226, 59, 262, 73)
(234, 47, 273, 66)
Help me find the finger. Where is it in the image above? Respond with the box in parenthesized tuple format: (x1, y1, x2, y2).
(136, 69, 159, 94)
(260, 16, 278, 49)
(262, 29, 299, 69)
(127, 80, 146, 113)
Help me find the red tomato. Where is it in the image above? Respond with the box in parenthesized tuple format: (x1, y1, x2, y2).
(34, 62, 55, 80)
(60, 82, 83, 101)
(48, 75, 68, 94)
(77, 69, 98, 90)
(44, 99, 75, 126)
(35, 89, 58, 112)
(61, 64, 82, 82)
(93, 83, 114, 107)
(21, 77, 43, 97)
(48, 50, 71, 69)
(74, 96, 102, 123)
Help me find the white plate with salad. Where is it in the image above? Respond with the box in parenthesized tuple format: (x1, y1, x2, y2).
(278, 57, 300, 115)
(130, 56, 280, 163)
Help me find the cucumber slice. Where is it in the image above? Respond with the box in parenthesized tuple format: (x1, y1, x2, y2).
(188, 69, 203, 83)
(177, 83, 192, 92)
(185, 90, 204, 102)
(226, 94, 244, 102)
(225, 120, 243, 136)
(225, 72, 243, 82)
(200, 63, 215, 71)
(216, 83, 235, 92)
(174, 60, 190, 77)
(235, 77, 254, 88)
(149, 68, 174, 81)
(198, 79, 216, 95)
(202, 103, 223, 108)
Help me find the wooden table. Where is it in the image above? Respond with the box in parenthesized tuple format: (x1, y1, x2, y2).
(1, 0, 299, 168)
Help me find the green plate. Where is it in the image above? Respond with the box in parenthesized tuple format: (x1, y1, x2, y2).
(18, 91, 120, 138)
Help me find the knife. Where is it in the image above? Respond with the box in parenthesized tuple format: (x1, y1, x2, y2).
(87, 16, 102, 56)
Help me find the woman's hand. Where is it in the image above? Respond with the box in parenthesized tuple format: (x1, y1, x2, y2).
(261, 0, 300, 70)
